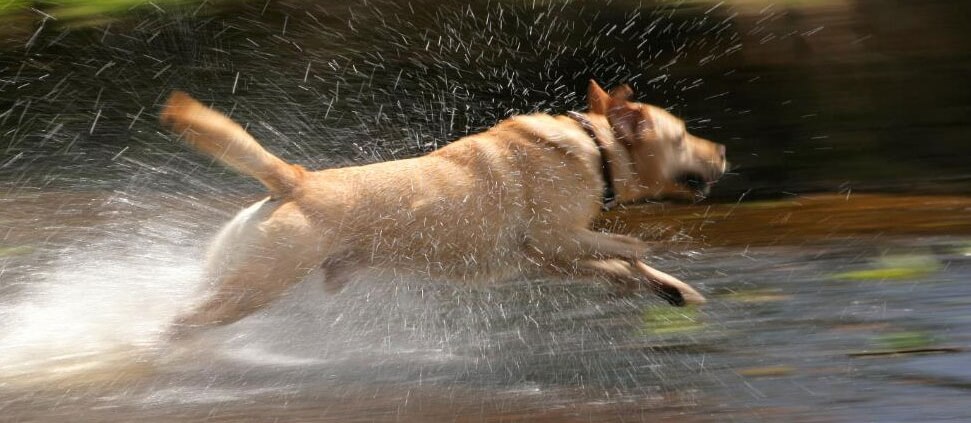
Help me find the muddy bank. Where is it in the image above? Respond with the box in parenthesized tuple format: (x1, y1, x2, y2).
(6, 190, 971, 251)
(604, 193, 971, 247)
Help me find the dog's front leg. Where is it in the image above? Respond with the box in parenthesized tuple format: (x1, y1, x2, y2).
(575, 258, 704, 306)
(531, 254, 705, 306)
(631, 260, 706, 305)
(540, 229, 705, 305)
(528, 228, 650, 261)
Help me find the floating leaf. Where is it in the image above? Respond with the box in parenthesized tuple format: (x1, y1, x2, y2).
(876, 331, 935, 350)
(0, 246, 33, 257)
(847, 331, 962, 358)
(832, 254, 941, 281)
(719, 289, 791, 303)
(848, 347, 963, 358)
(640, 306, 704, 335)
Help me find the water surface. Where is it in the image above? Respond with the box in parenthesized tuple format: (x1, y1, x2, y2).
(2, 191, 969, 421)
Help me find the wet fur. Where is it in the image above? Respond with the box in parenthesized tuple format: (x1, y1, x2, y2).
(160, 81, 727, 337)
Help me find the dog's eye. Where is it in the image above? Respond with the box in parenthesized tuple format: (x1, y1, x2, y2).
(676, 127, 690, 146)
(674, 133, 685, 147)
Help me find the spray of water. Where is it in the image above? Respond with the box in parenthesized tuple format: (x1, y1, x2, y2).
(0, 200, 204, 383)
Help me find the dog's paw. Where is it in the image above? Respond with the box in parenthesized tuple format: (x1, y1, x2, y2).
(632, 261, 706, 307)
(655, 283, 706, 307)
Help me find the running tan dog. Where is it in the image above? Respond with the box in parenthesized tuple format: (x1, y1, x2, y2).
(161, 81, 726, 336)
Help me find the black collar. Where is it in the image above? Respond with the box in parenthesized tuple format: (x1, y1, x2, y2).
(567, 111, 617, 210)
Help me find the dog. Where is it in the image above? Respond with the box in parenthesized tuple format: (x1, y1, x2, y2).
(160, 80, 727, 337)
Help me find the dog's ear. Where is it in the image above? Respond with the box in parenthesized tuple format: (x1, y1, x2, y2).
(587, 80, 610, 115)
(608, 84, 634, 102)
(607, 102, 643, 145)
(603, 84, 646, 144)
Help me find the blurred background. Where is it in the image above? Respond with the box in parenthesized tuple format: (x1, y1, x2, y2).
(1, 1, 970, 422)
(2, 0, 970, 198)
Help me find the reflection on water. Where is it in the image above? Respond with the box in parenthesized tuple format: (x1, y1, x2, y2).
(1, 192, 970, 421)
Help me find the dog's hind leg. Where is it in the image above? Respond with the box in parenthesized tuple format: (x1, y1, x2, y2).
(169, 201, 327, 339)
(320, 256, 363, 294)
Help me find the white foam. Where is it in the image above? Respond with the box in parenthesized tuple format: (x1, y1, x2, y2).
(0, 222, 204, 382)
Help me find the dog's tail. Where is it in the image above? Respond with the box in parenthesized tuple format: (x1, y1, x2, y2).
(160, 91, 304, 196)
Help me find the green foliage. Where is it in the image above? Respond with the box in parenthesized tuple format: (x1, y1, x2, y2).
(0, 0, 29, 14)
(47, 0, 191, 20)
(0, 0, 200, 21)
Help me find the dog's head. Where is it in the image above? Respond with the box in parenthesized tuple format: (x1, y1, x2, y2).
(588, 80, 727, 202)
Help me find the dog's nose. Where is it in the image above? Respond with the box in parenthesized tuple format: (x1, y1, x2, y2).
(715, 144, 728, 174)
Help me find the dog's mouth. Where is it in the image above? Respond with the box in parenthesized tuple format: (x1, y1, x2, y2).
(675, 171, 714, 196)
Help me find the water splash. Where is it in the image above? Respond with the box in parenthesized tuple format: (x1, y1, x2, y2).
(0, 218, 203, 383)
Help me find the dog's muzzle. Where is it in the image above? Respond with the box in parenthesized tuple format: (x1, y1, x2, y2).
(675, 171, 718, 195)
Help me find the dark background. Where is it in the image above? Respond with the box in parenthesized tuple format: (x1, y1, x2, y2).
(2, 0, 970, 200)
